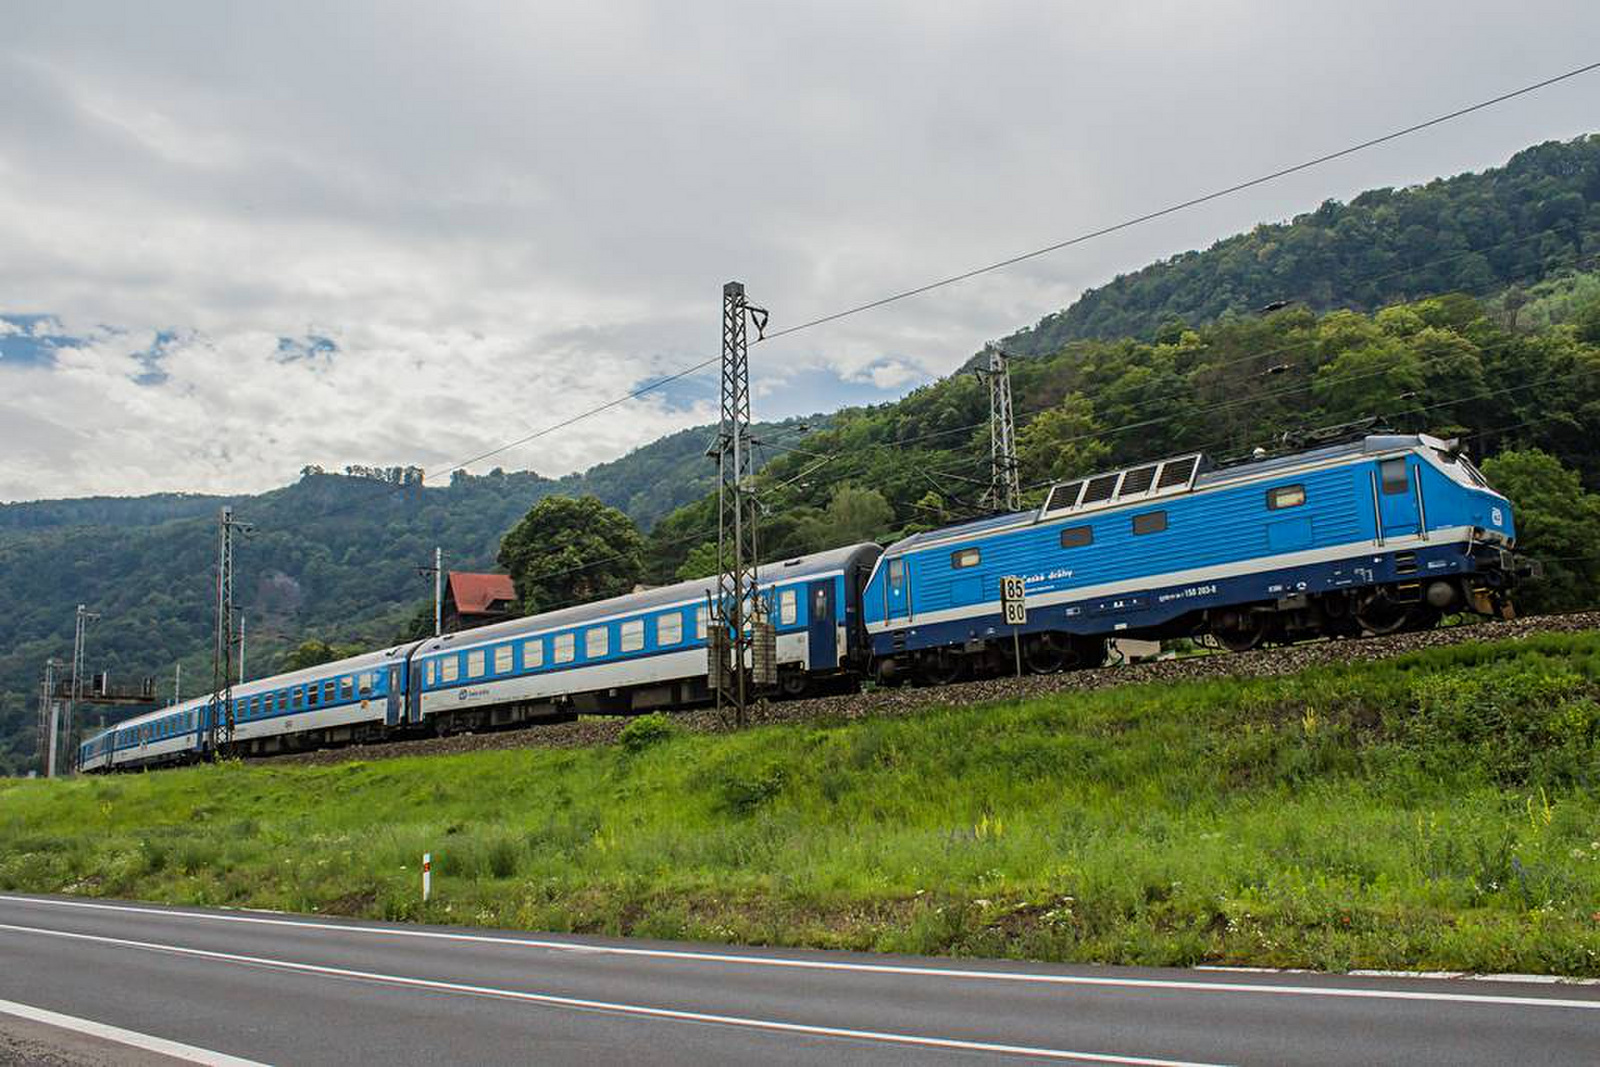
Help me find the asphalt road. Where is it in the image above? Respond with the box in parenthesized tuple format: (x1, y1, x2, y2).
(0, 894, 1595, 1065)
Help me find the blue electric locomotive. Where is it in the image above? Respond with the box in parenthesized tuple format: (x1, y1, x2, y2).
(861, 433, 1528, 683)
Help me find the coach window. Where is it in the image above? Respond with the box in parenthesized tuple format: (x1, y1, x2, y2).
(1268, 484, 1306, 510)
(292, 687, 303, 710)
(951, 547, 981, 569)
(695, 606, 710, 640)
(1380, 457, 1409, 495)
(1059, 525, 1093, 549)
(323, 680, 336, 702)
(554, 633, 576, 664)
(339, 677, 353, 700)
(620, 619, 645, 653)
(440, 656, 460, 683)
(277, 692, 287, 712)
(522, 638, 544, 669)
(494, 645, 514, 673)
(466, 650, 486, 678)
(359, 673, 374, 696)
(586, 626, 609, 659)
(1133, 510, 1168, 535)
(778, 589, 798, 625)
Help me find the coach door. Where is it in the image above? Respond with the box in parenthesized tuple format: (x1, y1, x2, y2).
(1375, 457, 1421, 541)
(385, 665, 403, 726)
(886, 557, 910, 622)
(808, 580, 838, 669)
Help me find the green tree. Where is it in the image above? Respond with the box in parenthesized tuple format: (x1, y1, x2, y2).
(1574, 295, 1600, 346)
(1480, 449, 1600, 613)
(279, 639, 365, 672)
(675, 542, 720, 582)
(1016, 392, 1113, 484)
(498, 495, 646, 613)
(817, 485, 893, 544)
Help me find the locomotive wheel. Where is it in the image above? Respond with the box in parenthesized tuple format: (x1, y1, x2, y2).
(1023, 632, 1072, 673)
(1354, 594, 1414, 636)
(917, 649, 967, 686)
(778, 672, 809, 699)
(1212, 611, 1269, 652)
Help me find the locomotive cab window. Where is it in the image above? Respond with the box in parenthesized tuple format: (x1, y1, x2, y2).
(1132, 510, 1168, 535)
(888, 558, 905, 583)
(1380, 457, 1409, 495)
(778, 589, 798, 625)
(1267, 484, 1306, 510)
(620, 619, 645, 652)
(951, 547, 981, 570)
(1059, 525, 1093, 549)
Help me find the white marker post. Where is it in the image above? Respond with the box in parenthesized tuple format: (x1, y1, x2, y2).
(1001, 576, 1027, 678)
(422, 853, 432, 904)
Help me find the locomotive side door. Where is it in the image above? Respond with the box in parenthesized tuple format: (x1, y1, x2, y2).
(1375, 457, 1421, 540)
(886, 556, 910, 622)
(807, 579, 837, 669)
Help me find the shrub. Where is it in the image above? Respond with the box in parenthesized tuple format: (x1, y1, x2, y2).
(619, 713, 677, 753)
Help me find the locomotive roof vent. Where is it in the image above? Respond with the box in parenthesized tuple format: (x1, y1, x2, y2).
(1040, 452, 1207, 519)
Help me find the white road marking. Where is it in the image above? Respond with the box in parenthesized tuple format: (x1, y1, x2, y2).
(0, 921, 1217, 1066)
(0, 995, 266, 1066)
(3, 895, 1597, 1011)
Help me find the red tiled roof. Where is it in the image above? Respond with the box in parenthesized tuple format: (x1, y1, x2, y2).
(447, 572, 517, 615)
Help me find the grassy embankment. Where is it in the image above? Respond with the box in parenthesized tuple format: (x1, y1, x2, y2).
(3, 632, 1600, 974)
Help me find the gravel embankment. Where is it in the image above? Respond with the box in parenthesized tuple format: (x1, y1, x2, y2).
(263, 611, 1600, 767)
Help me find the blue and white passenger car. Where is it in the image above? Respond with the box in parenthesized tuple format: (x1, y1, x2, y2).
(409, 542, 882, 731)
(861, 434, 1528, 682)
(78, 543, 882, 770)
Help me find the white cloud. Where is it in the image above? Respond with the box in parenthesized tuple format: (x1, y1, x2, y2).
(2, 1, 1598, 500)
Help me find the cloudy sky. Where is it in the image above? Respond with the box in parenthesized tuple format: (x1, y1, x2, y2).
(2, 2, 1596, 502)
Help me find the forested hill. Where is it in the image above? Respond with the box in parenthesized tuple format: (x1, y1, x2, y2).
(997, 136, 1600, 356)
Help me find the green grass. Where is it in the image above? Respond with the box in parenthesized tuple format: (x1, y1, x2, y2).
(5, 633, 1600, 974)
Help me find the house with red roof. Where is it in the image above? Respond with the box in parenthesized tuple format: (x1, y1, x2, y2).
(443, 572, 518, 633)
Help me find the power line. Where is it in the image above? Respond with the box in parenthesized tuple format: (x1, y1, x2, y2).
(297, 59, 1600, 499)
(756, 61, 1600, 343)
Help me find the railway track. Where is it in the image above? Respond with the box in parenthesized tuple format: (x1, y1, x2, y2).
(260, 610, 1600, 768)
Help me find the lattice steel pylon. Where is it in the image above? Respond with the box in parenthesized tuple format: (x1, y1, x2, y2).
(209, 506, 252, 755)
(978, 345, 1021, 512)
(708, 281, 772, 726)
